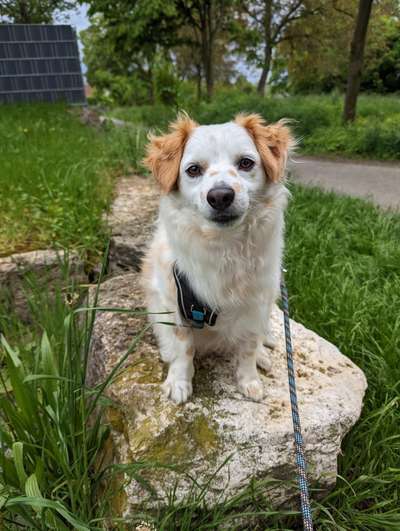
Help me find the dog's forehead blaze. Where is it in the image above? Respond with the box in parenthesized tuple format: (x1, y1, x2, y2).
(235, 113, 292, 182)
(143, 115, 198, 193)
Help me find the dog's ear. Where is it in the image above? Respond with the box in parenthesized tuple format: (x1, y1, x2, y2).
(235, 113, 294, 182)
(143, 114, 198, 193)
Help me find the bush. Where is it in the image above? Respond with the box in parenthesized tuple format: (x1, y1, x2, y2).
(110, 92, 400, 160)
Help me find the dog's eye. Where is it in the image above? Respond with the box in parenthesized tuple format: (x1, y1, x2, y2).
(238, 157, 255, 171)
(186, 164, 202, 178)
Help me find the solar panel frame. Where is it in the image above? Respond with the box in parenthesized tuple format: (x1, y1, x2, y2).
(0, 24, 86, 105)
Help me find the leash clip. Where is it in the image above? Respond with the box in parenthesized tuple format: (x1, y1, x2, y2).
(190, 305, 206, 329)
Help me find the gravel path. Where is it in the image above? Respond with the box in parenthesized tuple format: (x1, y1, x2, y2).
(288, 156, 400, 210)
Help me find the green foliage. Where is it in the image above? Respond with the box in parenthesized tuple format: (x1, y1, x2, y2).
(232, 0, 319, 93)
(110, 92, 400, 160)
(81, 0, 400, 100)
(81, 1, 183, 105)
(363, 14, 400, 93)
(102, 121, 149, 176)
(284, 184, 400, 530)
(280, 0, 400, 94)
(154, 55, 180, 106)
(0, 263, 153, 529)
(0, 104, 146, 257)
(0, 0, 75, 23)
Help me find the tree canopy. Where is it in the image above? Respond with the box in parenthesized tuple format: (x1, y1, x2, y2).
(279, 0, 400, 94)
(79, 0, 400, 105)
(0, 0, 75, 23)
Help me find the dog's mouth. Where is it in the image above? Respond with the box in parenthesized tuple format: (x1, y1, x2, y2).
(210, 213, 241, 226)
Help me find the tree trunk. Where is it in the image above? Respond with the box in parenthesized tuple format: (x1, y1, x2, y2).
(201, 2, 214, 101)
(195, 63, 202, 101)
(257, 45, 272, 95)
(343, 0, 373, 123)
(257, 0, 273, 96)
(204, 53, 214, 100)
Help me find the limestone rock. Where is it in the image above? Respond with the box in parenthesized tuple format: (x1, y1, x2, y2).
(89, 273, 367, 514)
(0, 249, 84, 321)
(106, 176, 159, 273)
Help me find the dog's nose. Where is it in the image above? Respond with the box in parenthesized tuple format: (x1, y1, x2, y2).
(207, 186, 235, 211)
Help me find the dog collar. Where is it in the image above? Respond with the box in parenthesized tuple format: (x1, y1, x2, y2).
(172, 262, 218, 329)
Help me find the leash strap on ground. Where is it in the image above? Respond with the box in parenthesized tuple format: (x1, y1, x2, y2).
(280, 270, 314, 531)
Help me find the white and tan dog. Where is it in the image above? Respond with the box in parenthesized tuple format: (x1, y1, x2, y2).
(142, 113, 294, 404)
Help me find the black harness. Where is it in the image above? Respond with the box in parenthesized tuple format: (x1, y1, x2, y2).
(172, 262, 218, 329)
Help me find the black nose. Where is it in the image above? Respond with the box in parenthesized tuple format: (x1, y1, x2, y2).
(207, 186, 235, 211)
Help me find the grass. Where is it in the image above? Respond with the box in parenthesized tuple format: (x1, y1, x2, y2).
(4, 94, 396, 257)
(284, 185, 400, 529)
(0, 104, 146, 259)
(110, 92, 400, 161)
(0, 262, 152, 530)
(1, 184, 399, 529)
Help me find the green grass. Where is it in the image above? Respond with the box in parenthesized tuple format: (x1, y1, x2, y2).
(0, 104, 146, 259)
(284, 185, 400, 529)
(110, 92, 400, 161)
(0, 262, 152, 530)
(1, 185, 399, 529)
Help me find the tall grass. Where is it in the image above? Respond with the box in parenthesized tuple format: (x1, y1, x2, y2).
(0, 104, 145, 258)
(1, 185, 399, 529)
(0, 260, 153, 530)
(284, 184, 400, 530)
(110, 92, 400, 160)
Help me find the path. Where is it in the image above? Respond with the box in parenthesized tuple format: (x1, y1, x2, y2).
(288, 156, 400, 210)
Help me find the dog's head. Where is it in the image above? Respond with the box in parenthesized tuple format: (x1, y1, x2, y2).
(143, 113, 294, 226)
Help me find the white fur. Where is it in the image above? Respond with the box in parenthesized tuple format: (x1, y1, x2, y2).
(142, 121, 289, 403)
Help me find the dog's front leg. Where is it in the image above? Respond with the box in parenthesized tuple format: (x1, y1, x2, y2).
(237, 335, 265, 402)
(263, 297, 277, 349)
(157, 324, 195, 404)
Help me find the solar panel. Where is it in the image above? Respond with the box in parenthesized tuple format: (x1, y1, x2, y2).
(0, 24, 86, 104)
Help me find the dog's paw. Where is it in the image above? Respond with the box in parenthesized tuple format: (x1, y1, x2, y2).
(263, 333, 277, 350)
(162, 378, 193, 404)
(256, 345, 272, 372)
(238, 378, 264, 402)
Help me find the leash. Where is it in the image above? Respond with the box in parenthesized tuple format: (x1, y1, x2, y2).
(280, 269, 313, 531)
(172, 261, 313, 528)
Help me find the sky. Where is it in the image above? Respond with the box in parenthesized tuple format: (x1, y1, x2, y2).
(61, 3, 89, 33)
(57, 3, 89, 73)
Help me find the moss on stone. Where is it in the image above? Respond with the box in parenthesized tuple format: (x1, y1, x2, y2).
(133, 413, 220, 468)
(110, 473, 128, 517)
(115, 356, 163, 386)
(189, 414, 219, 453)
(107, 406, 126, 433)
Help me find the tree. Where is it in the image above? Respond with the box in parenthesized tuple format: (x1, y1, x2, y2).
(343, 0, 374, 122)
(235, 1, 319, 95)
(176, 0, 236, 100)
(174, 22, 238, 101)
(278, 0, 399, 94)
(0, 0, 75, 23)
(83, 0, 238, 102)
(82, 0, 183, 104)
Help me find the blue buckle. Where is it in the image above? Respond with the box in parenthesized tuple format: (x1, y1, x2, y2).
(191, 307, 205, 329)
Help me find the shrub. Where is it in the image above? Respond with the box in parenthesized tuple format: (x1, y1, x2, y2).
(110, 92, 400, 160)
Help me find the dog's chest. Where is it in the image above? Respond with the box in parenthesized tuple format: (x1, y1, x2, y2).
(180, 249, 272, 312)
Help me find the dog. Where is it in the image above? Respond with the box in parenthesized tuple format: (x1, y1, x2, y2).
(141, 113, 294, 404)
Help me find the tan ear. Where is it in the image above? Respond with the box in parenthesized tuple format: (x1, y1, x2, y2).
(235, 113, 294, 182)
(142, 114, 198, 193)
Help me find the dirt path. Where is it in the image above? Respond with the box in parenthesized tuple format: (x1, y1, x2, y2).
(288, 156, 400, 210)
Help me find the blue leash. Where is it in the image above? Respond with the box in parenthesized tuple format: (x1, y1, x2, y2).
(280, 270, 313, 531)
